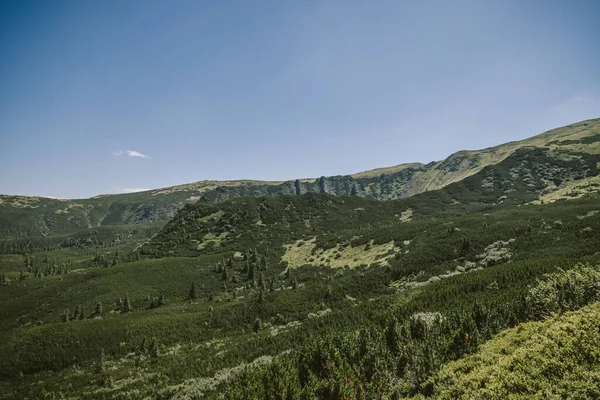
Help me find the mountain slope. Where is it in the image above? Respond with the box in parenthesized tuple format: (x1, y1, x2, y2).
(141, 145, 600, 258)
(419, 301, 600, 399)
(1, 118, 599, 243)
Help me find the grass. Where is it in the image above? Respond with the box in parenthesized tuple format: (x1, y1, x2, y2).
(282, 238, 399, 269)
(419, 302, 600, 399)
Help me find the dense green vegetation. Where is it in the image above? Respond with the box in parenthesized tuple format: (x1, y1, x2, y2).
(1, 189, 599, 398)
(1, 119, 600, 398)
(420, 301, 600, 399)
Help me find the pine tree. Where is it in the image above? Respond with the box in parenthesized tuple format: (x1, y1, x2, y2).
(95, 302, 103, 316)
(222, 266, 229, 281)
(459, 237, 471, 256)
(253, 317, 262, 333)
(149, 338, 159, 358)
(189, 281, 197, 300)
(79, 306, 85, 320)
(95, 348, 105, 373)
(258, 272, 265, 290)
(247, 263, 255, 282)
(269, 276, 275, 292)
(324, 285, 333, 301)
(63, 309, 70, 322)
(74, 304, 80, 320)
(258, 288, 265, 304)
(123, 294, 132, 313)
(385, 319, 399, 354)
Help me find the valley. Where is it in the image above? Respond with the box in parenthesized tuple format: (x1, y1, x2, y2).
(1, 119, 600, 399)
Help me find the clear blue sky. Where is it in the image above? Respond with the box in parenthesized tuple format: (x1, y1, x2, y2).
(1, 0, 599, 199)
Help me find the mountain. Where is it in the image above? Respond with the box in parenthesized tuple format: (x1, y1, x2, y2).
(140, 144, 600, 258)
(2, 189, 600, 398)
(1, 118, 599, 247)
(2, 118, 600, 399)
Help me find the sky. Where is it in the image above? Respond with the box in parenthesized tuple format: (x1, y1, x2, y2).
(1, 0, 599, 199)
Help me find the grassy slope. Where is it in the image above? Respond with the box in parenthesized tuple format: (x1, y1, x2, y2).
(419, 302, 600, 399)
(409, 117, 600, 195)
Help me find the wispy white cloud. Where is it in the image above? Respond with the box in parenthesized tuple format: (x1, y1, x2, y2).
(121, 188, 151, 193)
(126, 150, 148, 158)
(112, 149, 150, 158)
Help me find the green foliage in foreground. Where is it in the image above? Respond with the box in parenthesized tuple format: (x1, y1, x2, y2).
(1, 196, 600, 398)
(219, 263, 600, 399)
(419, 302, 600, 399)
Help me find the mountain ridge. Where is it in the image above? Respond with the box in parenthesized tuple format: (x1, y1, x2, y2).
(1, 118, 599, 241)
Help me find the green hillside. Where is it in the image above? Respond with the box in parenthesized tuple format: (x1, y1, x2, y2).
(1, 190, 600, 397)
(418, 301, 600, 399)
(1, 118, 599, 247)
(140, 146, 600, 259)
(1, 119, 600, 398)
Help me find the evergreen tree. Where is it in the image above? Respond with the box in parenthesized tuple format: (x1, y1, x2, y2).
(247, 263, 255, 282)
(222, 266, 229, 281)
(123, 294, 132, 313)
(149, 338, 159, 358)
(269, 276, 275, 292)
(95, 348, 105, 374)
(189, 281, 197, 300)
(258, 288, 265, 304)
(253, 317, 262, 333)
(63, 309, 70, 322)
(95, 302, 103, 316)
(324, 285, 334, 301)
(79, 306, 85, 320)
(74, 304, 80, 320)
(258, 272, 265, 290)
(459, 237, 471, 256)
